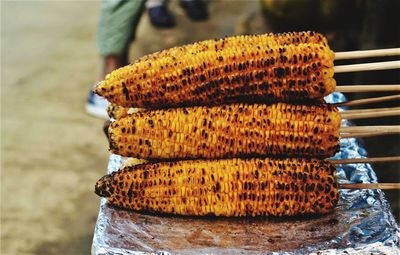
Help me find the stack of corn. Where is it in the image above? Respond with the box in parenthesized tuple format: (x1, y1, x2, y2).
(94, 31, 340, 217)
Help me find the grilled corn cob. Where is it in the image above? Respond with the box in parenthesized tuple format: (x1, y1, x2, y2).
(95, 158, 339, 217)
(95, 32, 335, 108)
(139, 31, 329, 63)
(108, 102, 341, 159)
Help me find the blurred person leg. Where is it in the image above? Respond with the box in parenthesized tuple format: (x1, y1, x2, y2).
(86, 0, 145, 119)
(146, 0, 176, 28)
(180, 0, 209, 21)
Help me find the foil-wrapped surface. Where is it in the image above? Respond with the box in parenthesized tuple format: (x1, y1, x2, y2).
(92, 93, 400, 254)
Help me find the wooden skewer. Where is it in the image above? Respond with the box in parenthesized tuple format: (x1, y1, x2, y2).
(330, 156, 400, 164)
(343, 107, 400, 114)
(341, 131, 400, 138)
(340, 126, 400, 138)
(336, 85, 400, 93)
(333, 94, 400, 107)
(336, 84, 400, 93)
(334, 61, 400, 73)
(340, 125, 400, 133)
(335, 48, 400, 60)
(341, 108, 400, 120)
(342, 110, 400, 120)
(339, 183, 400, 190)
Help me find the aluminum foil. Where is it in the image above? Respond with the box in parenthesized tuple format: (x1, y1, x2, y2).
(92, 93, 400, 254)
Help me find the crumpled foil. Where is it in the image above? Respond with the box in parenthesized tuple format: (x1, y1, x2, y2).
(92, 93, 400, 254)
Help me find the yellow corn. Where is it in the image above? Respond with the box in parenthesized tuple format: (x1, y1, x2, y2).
(107, 104, 141, 119)
(94, 157, 339, 217)
(95, 32, 335, 108)
(140, 31, 329, 62)
(108, 102, 341, 159)
(107, 104, 129, 119)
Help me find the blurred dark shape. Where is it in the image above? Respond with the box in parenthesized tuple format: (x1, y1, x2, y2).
(260, 0, 365, 50)
(360, 0, 400, 49)
(148, 5, 176, 28)
(147, 0, 209, 29)
(180, 0, 209, 21)
(260, 0, 400, 50)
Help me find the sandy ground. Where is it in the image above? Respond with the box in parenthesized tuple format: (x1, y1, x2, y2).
(1, 1, 398, 255)
(1, 1, 261, 254)
(1, 2, 106, 254)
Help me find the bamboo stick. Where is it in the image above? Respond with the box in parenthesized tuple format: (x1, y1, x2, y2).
(341, 132, 400, 138)
(340, 125, 400, 133)
(342, 107, 400, 114)
(339, 183, 400, 190)
(333, 94, 400, 107)
(342, 111, 400, 120)
(336, 85, 400, 93)
(334, 61, 400, 73)
(330, 156, 400, 164)
(341, 108, 400, 120)
(335, 48, 400, 60)
(340, 125, 400, 138)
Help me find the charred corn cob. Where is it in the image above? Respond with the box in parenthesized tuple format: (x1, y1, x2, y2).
(95, 32, 335, 108)
(95, 158, 339, 217)
(139, 31, 329, 63)
(108, 102, 341, 159)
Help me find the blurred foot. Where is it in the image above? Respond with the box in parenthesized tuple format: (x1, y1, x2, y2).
(180, 0, 208, 21)
(86, 90, 109, 119)
(148, 5, 176, 28)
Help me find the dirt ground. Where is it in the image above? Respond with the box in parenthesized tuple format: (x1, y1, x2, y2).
(1, 2, 106, 254)
(1, 1, 398, 255)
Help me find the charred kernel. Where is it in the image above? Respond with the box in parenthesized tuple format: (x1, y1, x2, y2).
(325, 184, 331, 193)
(275, 67, 285, 78)
(215, 182, 221, 192)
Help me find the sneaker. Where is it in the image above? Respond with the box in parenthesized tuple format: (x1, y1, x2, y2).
(86, 90, 109, 119)
(148, 5, 176, 28)
(180, 0, 209, 21)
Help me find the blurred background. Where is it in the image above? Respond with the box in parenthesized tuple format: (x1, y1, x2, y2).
(1, 0, 399, 254)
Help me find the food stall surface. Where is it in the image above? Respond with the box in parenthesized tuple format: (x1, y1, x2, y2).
(91, 94, 400, 254)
